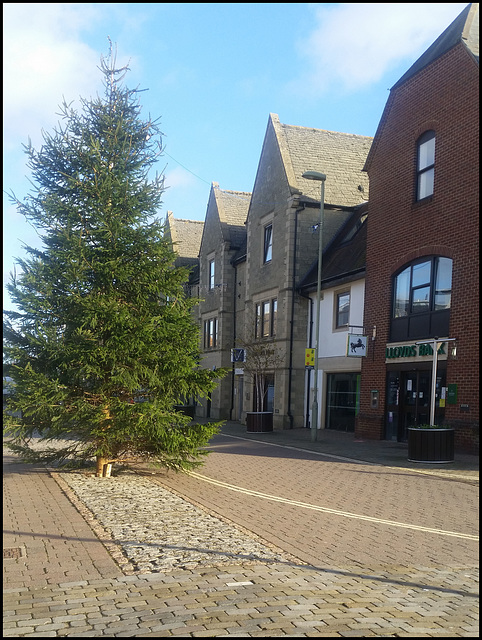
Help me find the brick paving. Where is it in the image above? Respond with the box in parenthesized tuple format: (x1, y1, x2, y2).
(3, 425, 479, 637)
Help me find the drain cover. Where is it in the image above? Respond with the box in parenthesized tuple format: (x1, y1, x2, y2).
(3, 547, 24, 559)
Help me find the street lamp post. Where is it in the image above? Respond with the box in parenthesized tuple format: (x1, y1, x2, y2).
(302, 170, 326, 442)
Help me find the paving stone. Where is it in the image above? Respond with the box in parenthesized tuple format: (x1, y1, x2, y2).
(3, 436, 478, 638)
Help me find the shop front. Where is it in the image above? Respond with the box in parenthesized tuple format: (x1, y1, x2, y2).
(325, 372, 360, 432)
(384, 340, 449, 442)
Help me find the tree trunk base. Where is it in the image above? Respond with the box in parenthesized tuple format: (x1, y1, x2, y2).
(95, 457, 112, 477)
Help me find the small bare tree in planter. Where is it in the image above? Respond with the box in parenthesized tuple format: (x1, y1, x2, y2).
(237, 319, 283, 431)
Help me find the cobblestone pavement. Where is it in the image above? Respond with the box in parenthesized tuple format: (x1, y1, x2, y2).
(3, 426, 479, 637)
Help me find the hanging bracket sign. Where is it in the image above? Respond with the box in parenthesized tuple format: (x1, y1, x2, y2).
(347, 334, 367, 357)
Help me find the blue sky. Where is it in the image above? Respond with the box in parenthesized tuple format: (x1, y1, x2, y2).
(3, 3, 468, 311)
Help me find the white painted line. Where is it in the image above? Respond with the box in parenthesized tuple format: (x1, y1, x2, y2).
(226, 581, 254, 586)
(217, 433, 478, 482)
(188, 471, 479, 542)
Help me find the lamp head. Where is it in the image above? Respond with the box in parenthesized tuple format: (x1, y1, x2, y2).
(302, 170, 326, 182)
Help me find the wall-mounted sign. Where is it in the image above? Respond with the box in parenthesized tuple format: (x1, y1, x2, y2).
(447, 384, 457, 405)
(231, 348, 246, 363)
(347, 334, 367, 357)
(385, 340, 448, 363)
(305, 348, 315, 368)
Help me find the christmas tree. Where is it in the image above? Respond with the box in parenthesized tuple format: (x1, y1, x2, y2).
(3, 45, 225, 476)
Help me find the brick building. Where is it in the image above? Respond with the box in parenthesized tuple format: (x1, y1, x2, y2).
(357, 3, 479, 453)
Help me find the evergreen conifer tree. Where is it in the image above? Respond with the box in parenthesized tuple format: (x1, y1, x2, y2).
(3, 47, 225, 476)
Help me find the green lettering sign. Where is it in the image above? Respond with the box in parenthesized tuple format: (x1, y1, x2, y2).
(386, 342, 444, 359)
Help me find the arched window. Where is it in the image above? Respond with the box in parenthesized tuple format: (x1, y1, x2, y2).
(391, 256, 452, 341)
(416, 130, 435, 201)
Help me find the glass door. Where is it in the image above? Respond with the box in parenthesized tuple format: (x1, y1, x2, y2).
(397, 369, 446, 441)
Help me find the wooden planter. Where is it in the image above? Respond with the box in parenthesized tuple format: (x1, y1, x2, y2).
(246, 412, 273, 432)
(407, 428, 455, 463)
(174, 405, 195, 419)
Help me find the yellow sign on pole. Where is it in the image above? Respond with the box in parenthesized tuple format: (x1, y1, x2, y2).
(305, 348, 315, 368)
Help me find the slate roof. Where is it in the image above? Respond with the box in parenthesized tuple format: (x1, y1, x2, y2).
(271, 114, 372, 208)
(299, 204, 368, 292)
(165, 212, 204, 263)
(212, 184, 250, 250)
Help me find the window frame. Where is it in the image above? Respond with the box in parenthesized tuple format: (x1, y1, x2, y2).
(263, 223, 273, 264)
(254, 298, 277, 339)
(335, 291, 350, 329)
(391, 256, 452, 341)
(416, 130, 435, 201)
(208, 258, 215, 290)
(204, 317, 218, 349)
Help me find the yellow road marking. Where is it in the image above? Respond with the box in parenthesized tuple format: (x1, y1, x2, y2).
(188, 471, 479, 542)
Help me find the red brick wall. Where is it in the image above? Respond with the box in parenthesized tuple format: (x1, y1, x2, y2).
(357, 45, 479, 453)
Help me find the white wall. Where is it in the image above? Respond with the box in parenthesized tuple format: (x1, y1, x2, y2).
(309, 279, 365, 358)
(306, 278, 365, 429)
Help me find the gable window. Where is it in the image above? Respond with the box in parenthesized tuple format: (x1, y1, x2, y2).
(208, 259, 215, 290)
(336, 292, 350, 328)
(391, 256, 452, 341)
(204, 317, 218, 349)
(255, 298, 277, 338)
(416, 130, 435, 201)
(263, 224, 273, 263)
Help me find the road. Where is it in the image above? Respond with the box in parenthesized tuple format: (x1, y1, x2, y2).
(154, 432, 479, 573)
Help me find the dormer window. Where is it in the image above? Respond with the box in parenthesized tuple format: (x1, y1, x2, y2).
(416, 130, 435, 201)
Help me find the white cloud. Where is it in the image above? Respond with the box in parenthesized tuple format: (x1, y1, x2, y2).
(3, 3, 106, 148)
(164, 165, 198, 190)
(294, 3, 468, 96)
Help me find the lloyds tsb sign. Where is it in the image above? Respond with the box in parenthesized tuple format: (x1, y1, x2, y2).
(385, 341, 446, 360)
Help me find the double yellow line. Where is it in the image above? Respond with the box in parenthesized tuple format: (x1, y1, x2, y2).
(188, 471, 479, 541)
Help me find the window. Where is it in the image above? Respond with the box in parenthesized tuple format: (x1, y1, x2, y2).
(391, 256, 452, 341)
(272, 298, 277, 335)
(204, 318, 217, 349)
(325, 373, 359, 432)
(255, 298, 277, 338)
(262, 301, 271, 337)
(336, 292, 350, 328)
(416, 130, 435, 201)
(263, 224, 273, 263)
(208, 259, 215, 290)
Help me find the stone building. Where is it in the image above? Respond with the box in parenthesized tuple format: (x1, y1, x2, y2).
(175, 114, 372, 428)
(195, 184, 251, 420)
(165, 211, 204, 275)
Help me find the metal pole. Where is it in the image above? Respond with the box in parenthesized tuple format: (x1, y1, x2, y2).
(430, 339, 438, 426)
(311, 178, 325, 442)
(416, 337, 456, 426)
